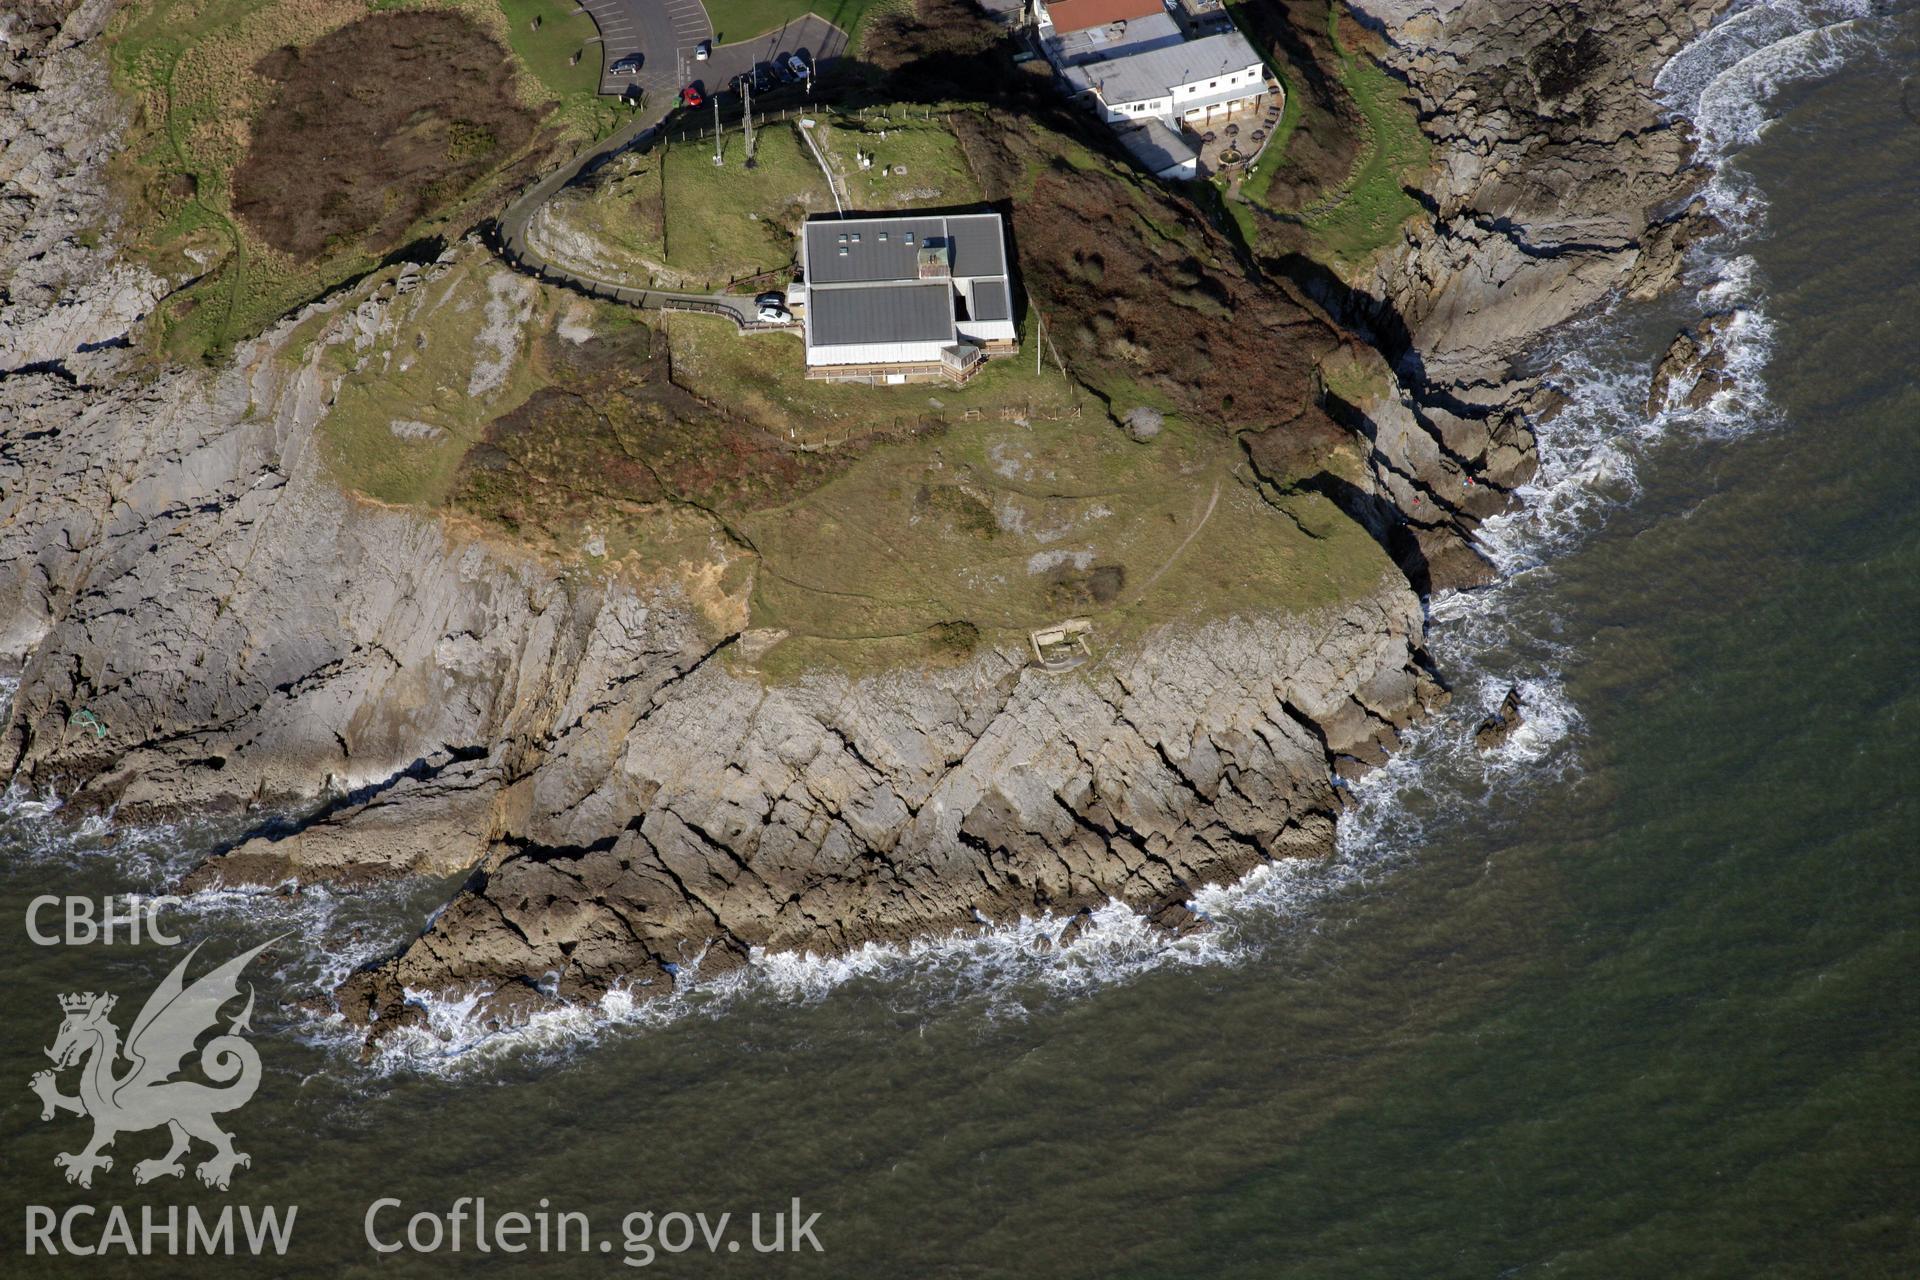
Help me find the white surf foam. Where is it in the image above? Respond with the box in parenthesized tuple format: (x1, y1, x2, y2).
(356, 903, 1249, 1078)
(1657, 0, 1882, 154)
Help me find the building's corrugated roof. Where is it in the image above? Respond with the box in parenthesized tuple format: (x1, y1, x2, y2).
(1116, 119, 1198, 174)
(943, 214, 1008, 280)
(1043, 0, 1164, 35)
(804, 217, 950, 285)
(1045, 12, 1184, 67)
(972, 279, 1011, 323)
(809, 282, 956, 347)
(1062, 30, 1262, 104)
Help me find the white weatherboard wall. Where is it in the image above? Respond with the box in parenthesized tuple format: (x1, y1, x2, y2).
(957, 319, 1019, 344)
(1171, 64, 1264, 115)
(1102, 64, 1264, 122)
(808, 339, 952, 366)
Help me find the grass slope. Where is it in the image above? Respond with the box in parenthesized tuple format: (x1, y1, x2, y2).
(310, 255, 565, 509)
(538, 112, 978, 288)
(1227, 0, 1429, 271)
(1296, 52, 1428, 267)
(665, 306, 1080, 445)
(499, 0, 622, 135)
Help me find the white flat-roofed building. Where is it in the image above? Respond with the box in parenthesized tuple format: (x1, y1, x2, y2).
(1061, 29, 1267, 127)
(795, 213, 1019, 384)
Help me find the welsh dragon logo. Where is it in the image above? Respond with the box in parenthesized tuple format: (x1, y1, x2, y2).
(29, 939, 278, 1191)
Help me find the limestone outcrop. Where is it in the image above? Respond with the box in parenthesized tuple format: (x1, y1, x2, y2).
(1307, 0, 1727, 588)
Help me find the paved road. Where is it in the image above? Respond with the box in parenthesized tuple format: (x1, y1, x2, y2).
(490, 4, 852, 326)
(697, 14, 850, 89)
(492, 120, 761, 324)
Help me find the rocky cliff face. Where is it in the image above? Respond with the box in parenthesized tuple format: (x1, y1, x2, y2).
(1, 0, 1721, 1032)
(1, 272, 1437, 1026)
(1295, 0, 1725, 589)
(0, 0, 176, 379)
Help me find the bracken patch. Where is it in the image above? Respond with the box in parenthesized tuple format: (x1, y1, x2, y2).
(233, 12, 542, 261)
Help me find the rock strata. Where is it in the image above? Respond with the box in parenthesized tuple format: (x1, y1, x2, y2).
(0, 0, 175, 379)
(1307, 0, 1727, 589)
(1648, 310, 1740, 411)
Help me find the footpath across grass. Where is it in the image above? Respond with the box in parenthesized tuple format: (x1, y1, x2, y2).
(538, 125, 833, 289)
(736, 409, 1392, 683)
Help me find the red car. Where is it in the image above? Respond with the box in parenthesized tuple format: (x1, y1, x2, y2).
(680, 83, 703, 108)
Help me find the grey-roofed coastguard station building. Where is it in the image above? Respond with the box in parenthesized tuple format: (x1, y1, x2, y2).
(795, 213, 1020, 384)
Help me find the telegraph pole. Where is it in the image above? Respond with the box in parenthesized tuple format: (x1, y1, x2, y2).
(742, 78, 755, 167)
(713, 93, 723, 165)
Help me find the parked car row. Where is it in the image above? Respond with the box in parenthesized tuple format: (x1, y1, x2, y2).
(683, 52, 812, 114)
(755, 290, 790, 324)
(607, 45, 813, 114)
(727, 52, 811, 97)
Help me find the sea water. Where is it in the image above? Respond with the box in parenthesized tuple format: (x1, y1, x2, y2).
(1, 3, 1913, 1274)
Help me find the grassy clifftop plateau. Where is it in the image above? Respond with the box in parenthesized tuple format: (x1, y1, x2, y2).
(296, 52, 1396, 681)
